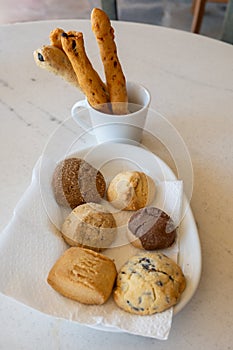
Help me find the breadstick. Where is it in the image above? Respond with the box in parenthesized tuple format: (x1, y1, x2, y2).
(91, 8, 128, 115)
(33, 45, 80, 89)
(49, 28, 64, 50)
(61, 31, 110, 112)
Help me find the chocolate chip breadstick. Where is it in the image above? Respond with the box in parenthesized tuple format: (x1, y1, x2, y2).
(91, 8, 128, 115)
(49, 28, 64, 50)
(61, 31, 110, 112)
(33, 45, 80, 89)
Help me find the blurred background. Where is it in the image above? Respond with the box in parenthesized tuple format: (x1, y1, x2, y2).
(0, 0, 228, 40)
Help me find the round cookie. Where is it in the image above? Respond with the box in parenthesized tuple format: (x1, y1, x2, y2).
(61, 203, 117, 252)
(113, 252, 186, 315)
(106, 171, 155, 211)
(52, 157, 106, 209)
(127, 207, 176, 250)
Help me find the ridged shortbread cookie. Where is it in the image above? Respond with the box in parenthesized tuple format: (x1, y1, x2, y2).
(47, 247, 117, 305)
(61, 203, 117, 251)
(113, 252, 186, 315)
(107, 171, 155, 211)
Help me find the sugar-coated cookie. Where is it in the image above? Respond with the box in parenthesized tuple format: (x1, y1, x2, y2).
(47, 247, 117, 305)
(107, 171, 155, 211)
(113, 252, 186, 315)
(61, 203, 117, 251)
(52, 157, 106, 209)
(127, 207, 176, 250)
(91, 8, 128, 114)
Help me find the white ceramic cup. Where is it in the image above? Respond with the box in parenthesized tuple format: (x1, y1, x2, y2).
(71, 81, 151, 144)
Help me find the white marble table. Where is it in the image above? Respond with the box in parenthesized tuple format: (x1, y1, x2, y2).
(0, 19, 233, 349)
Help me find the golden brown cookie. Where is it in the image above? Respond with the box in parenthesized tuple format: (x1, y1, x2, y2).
(127, 207, 176, 250)
(113, 252, 186, 315)
(33, 45, 80, 88)
(61, 203, 117, 252)
(47, 247, 117, 305)
(49, 28, 64, 50)
(61, 31, 110, 112)
(91, 8, 128, 115)
(107, 171, 155, 211)
(52, 157, 106, 209)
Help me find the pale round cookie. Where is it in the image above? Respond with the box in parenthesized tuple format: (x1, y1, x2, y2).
(127, 207, 176, 250)
(61, 203, 117, 252)
(52, 157, 106, 209)
(113, 252, 186, 315)
(106, 171, 155, 211)
(47, 247, 117, 305)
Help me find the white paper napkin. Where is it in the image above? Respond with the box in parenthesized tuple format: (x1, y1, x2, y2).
(0, 158, 183, 340)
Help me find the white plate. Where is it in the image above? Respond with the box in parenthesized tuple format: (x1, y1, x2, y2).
(82, 143, 202, 316)
(0, 141, 201, 338)
(40, 141, 202, 318)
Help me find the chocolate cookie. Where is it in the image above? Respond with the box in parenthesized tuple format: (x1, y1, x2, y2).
(52, 157, 106, 209)
(127, 207, 176, 250)
(113, 252, 186, 315)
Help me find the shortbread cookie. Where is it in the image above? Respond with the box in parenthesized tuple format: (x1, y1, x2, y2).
(107, 171, 155, 211)
(127, 207, 176, 250)
(113, 252, 186, 315)
(52, 158, 106, 209)
(62, 203, 117, 251)
(91, 8, 128, 114)
(49, 28, 64, 50)
(61, 31, 110, 112)
(33, 45, 80, 88)
(47, 247, 117, 305)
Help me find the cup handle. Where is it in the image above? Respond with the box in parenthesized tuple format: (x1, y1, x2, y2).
(71, 99, 94, 134)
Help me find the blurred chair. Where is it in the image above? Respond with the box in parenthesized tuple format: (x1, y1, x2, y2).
(101, 0, 118, 20)
(191, 0, 228, 33)
(221, 0, 233, 43)
(100, 0, 233, 44)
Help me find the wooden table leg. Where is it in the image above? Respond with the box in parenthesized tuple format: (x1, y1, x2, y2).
(191, 0, 207, 33)
(191, 0, 197, 13)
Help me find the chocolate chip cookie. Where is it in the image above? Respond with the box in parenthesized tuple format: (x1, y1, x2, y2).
(113, 252, 186, 315)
